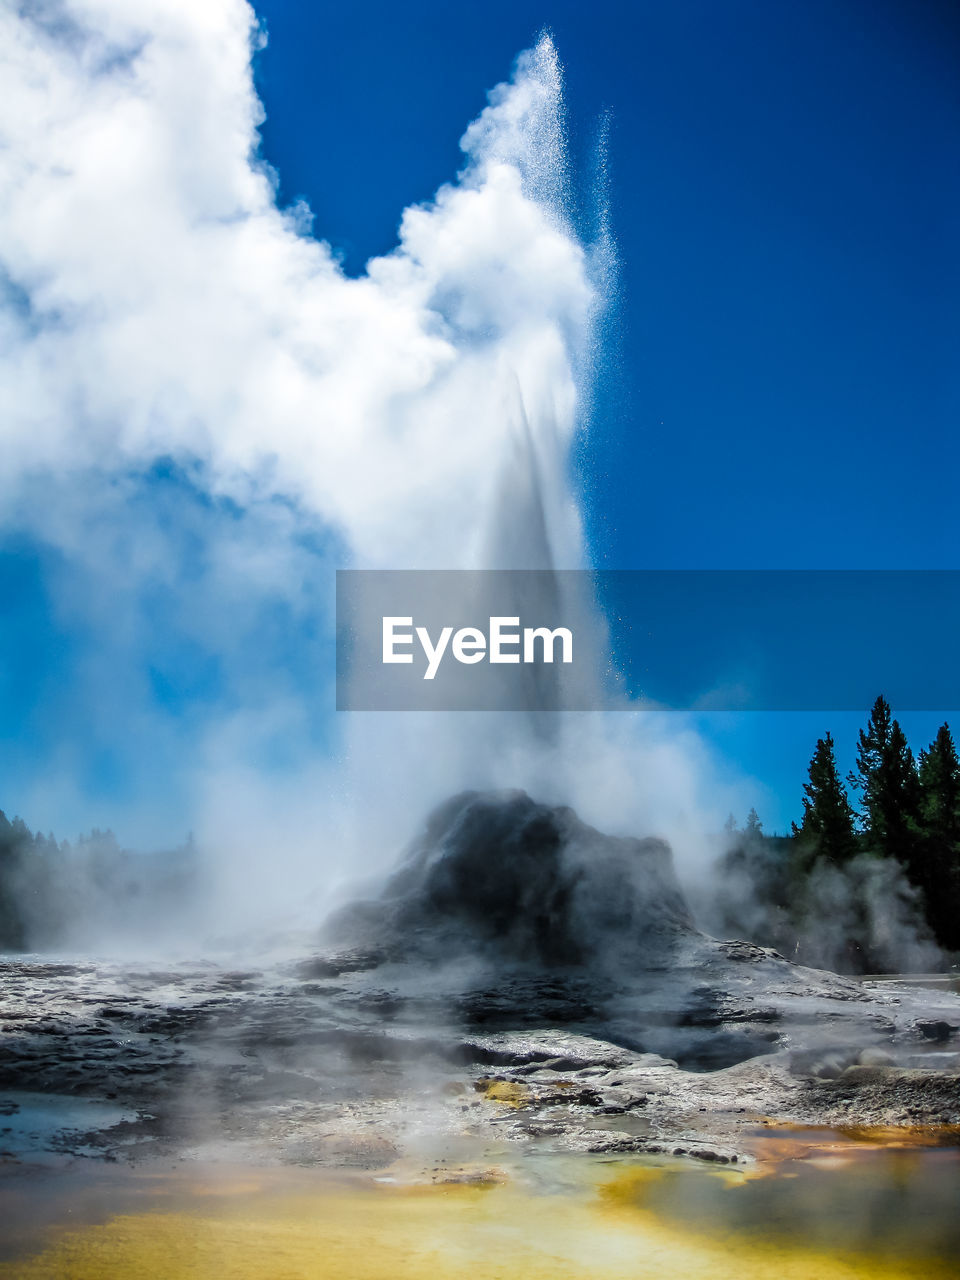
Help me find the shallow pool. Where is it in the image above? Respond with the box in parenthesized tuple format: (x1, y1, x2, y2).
(0, 1130, 957, 1279)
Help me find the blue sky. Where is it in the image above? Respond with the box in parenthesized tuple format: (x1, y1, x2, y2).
(1, 0, 957, 841)
(252, 0, 959, 829)
(253, 0, 958, 572)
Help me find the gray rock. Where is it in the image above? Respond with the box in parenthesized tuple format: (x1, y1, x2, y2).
(324, 789, 695, 967)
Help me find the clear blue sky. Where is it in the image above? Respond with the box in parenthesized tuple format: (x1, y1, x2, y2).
(1, 0, 957, 839)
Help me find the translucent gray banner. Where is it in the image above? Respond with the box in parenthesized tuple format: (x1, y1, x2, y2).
(336, 570, 960, 711)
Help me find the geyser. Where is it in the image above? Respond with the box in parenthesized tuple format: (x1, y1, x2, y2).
(3, 791, 960, 1178)
(320, 789, 938, 1070)
(326, 789, 694, 966)
(0, 7, 618, 892)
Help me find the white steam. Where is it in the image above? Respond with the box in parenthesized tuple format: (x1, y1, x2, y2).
(0, 1, 751, 943)
(1, 6, 590, 568)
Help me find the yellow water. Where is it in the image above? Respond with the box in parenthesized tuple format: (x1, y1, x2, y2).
(1, 1137, 957, 1279)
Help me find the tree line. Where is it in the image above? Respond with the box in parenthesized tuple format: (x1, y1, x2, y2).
(0, 811, 197, 951)
(3, 695, 958, 967)
(718, 695, 960, 972)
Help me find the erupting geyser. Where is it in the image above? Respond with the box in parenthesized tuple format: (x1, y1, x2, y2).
(319, 790, 957, 1072)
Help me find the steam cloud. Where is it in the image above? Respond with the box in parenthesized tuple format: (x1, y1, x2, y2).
(0, 1, 759, 944)
(1, 5, 592, 563)
(692, 838, 942, 976)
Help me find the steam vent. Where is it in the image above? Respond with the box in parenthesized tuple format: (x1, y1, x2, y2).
(326, 790, 696, 966)
(318, 790, 955, 1073)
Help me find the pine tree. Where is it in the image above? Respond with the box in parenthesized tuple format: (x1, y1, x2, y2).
(919, 724, 960, 848)
(851, 695, 921, 865)
(917, 723, 960, 949)
(796, 732, 857, 865)
(0, 808, 27, 949)
(744, 808, 763, 838)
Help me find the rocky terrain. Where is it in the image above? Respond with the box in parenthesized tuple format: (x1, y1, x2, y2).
(1, 790, 959, 1173)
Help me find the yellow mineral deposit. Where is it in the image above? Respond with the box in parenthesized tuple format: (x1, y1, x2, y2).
(2, 1147, 957, 1280)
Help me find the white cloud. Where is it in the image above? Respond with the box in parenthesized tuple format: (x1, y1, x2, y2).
(0, 4, 594, 569)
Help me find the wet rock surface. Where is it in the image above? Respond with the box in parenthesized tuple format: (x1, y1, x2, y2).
(1, 791, 959, 1171)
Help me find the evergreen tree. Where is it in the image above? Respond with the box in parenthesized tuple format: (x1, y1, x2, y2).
(0, 808, 28, 949)
(795, 732, 858, 865)
(744, 808, 763, 838)
(917, 723, 960, 950)
(919, 724, 960, 847)
(851, 695, 921, 865)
